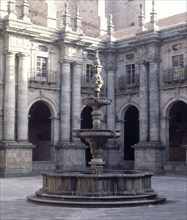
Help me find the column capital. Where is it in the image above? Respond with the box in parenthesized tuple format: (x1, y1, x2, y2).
(105, 64, 117, 71)
(73, 61, 83, 66)
(59, 58, 72, 64)
(147, 56, 161, 64)
(4, 50, 16, 56)
(18, 52, 30, 58)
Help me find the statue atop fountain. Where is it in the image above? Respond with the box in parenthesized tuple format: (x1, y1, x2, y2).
(73, 51, 120, 174)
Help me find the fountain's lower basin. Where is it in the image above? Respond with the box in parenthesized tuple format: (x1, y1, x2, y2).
(27, 170, 166, 207)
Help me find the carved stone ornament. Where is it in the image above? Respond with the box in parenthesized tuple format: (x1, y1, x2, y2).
(172, 43, 183, 51)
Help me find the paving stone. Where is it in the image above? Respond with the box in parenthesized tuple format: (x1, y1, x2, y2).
(0, 175, 186, 220)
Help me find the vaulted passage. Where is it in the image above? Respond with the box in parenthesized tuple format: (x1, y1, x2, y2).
(81, 106, 93, 166)
(169, 101, 187, 161)
(124, 106, 139, 161)
(29, 101, 51, 161)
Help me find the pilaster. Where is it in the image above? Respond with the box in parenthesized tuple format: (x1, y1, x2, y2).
(138, 61, 149, 142)
(149, 58, 160, 142)
(4, 51, 16, 141)
(60, 59, 71, 141)
(17, 53, 29, 141)
(105, 64, 117, 130)
(72, 62, 82, 132)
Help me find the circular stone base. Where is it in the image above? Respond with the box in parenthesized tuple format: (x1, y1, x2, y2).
(27, 170, 166, 207)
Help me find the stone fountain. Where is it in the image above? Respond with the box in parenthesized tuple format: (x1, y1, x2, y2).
(73, 51, 120, 174)
(27, 51, 166, 207)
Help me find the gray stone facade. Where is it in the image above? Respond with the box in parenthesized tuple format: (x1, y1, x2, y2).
(0, 0, 187, 176)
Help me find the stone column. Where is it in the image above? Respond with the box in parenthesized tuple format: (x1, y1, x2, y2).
(4, 51, 16, 141)
(72, 62, 81, 131)
(60, 60, 71, 141)
(106, 66, 116, 129)
(149, 59, 160, 142)
(104, 65, 120, 169)
(138, 62, 149, 142)
(17, 53, 29, 141)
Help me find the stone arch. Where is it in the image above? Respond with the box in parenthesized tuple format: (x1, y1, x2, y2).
(117, 103, 139, 169)
(124, 105, 139, 161)
(28, 96, 59, 162)
(29, 101, 52, 161)
(28, 96, 59, 118)
(162, 98, 187, 162)
(163, 96, 187, 118)
(118, 102, 139, 121)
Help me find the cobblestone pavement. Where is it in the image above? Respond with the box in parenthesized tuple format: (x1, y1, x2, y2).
(0, 175, 186, 220)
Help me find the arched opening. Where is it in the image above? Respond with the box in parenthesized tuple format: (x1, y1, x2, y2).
(81, 106, 93, 166)
(124, 106, 139, 160)
(169, 101, 187, 161)
(29, 101, 51, 161)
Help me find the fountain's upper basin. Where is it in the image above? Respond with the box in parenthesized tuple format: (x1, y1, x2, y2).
(82, 97, 112, 108)
(73, 129, 120, 139)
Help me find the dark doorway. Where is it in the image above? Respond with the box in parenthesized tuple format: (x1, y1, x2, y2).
(124, 106, 139, 160)
(29, 101, 51, 161)
(81, 106, 93, 166)
(169, 101, 187, 161)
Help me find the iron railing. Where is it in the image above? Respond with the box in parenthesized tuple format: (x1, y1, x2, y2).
(162, 67, 187, 84)
(28, 69, 59, 85)
(115, 74, 139, 93)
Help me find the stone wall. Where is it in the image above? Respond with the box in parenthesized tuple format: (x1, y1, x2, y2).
(107, 0, 144, 29)
(0, 147, 33, 177)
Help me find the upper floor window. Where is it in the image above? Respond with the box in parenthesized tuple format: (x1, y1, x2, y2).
(86, 64, 94, 84)
(126, 64, 135, 85)
(36, 57, 48, 79)
(172, 54, 184, 68)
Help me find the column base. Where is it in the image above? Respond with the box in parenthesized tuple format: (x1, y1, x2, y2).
(133, 142, 165, 174)
(0, 141, 35, 177)
(55, 141, 87, 171)
(103, 141, 120, 169)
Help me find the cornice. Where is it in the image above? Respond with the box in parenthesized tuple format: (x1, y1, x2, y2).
(56, 32, 105, 51)
(2, 18, 58, 42)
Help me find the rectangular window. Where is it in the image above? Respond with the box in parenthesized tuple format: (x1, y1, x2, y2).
(172, 54, 184, 68)
(126, 64, 135, 85)
(172, 55, 184, 80)
(36, 57, 48, 78)
(86, 64, 94, 84)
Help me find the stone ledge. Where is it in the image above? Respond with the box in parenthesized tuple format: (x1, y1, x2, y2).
(0, 141, 35, 149)
(133, 142, 165, 149)
(55, 141, 87, 149)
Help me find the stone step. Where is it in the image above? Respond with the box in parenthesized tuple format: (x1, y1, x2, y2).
(27, 194, 166, 208)
(35, 191, 158, 202)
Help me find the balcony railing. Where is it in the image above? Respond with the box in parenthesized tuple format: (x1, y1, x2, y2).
(28, 69, 59, 86)
(162, 67, 187, 84)
(115, 75, 139, 93)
